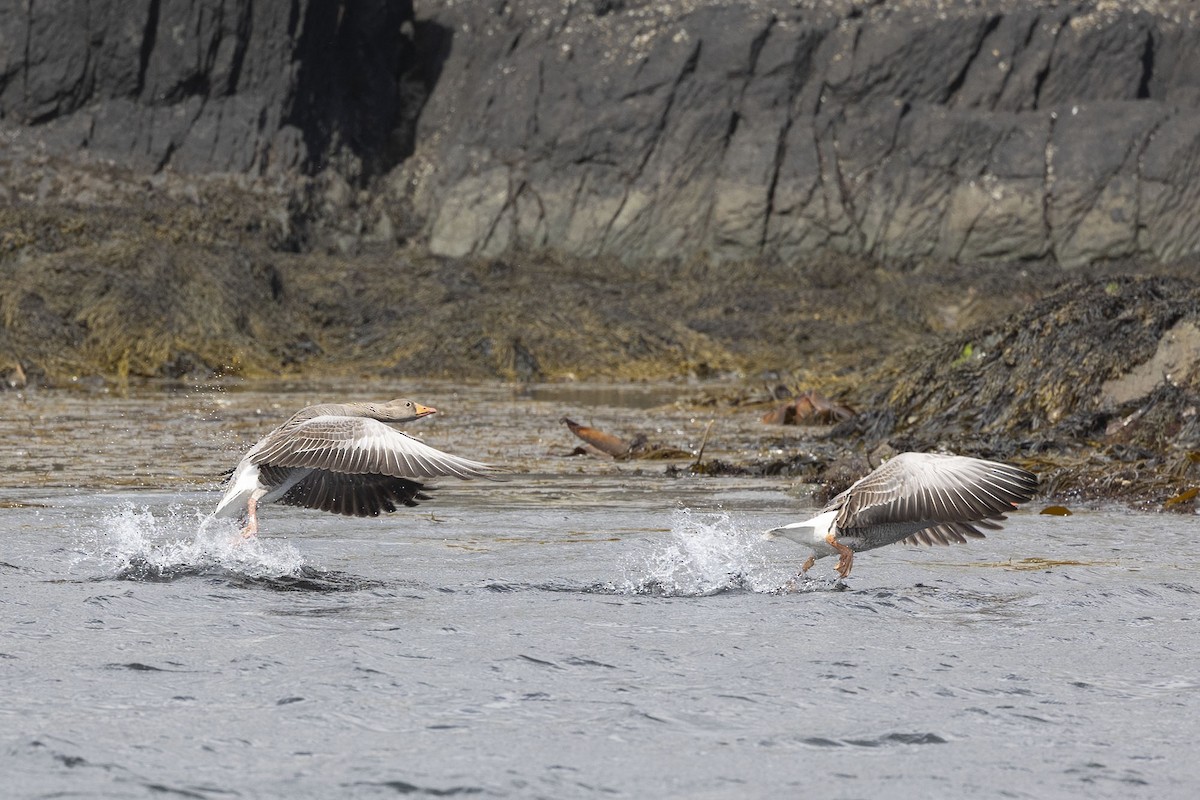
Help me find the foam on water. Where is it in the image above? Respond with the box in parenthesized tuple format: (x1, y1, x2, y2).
(614, 507, 801, 596)
(72, 502, 307, 582)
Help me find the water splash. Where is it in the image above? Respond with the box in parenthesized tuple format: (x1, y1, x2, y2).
(613, 508, 797, 596)
(73, 502, 307, 584)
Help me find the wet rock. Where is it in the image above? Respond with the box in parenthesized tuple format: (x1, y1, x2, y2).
(672, 445, 834, 481)
(814, 453, 872, 505)
(0, 359, 26, 390)
(159, 351, 210, 381)
(507, 339, 543, 383)
(1100, 319, 1200, 407)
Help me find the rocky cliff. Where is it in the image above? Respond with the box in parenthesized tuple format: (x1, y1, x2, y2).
(410, 0, 1200, 266)
(0, 0, 424, 178)
(3, 0, 1200, 267)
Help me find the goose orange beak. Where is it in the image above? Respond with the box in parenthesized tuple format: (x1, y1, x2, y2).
(414, 403, 437, 418)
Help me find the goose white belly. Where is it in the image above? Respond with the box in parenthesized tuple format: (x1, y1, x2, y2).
(763, 509, 841, 557)
(214, 458, 319, 518)
(213, 459, 262, 518)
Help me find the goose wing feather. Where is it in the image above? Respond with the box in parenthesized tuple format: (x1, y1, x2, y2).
(249, 416, 496, 480)
(260, 466, 433, 517)
(830, 453, 1037, 548)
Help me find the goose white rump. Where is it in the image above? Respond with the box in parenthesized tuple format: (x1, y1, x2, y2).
(214, 398, 497, 536)
(765, 452, 1038, 578)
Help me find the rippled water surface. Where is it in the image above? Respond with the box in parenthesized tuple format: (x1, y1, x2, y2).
(2, 380, 1198, 798)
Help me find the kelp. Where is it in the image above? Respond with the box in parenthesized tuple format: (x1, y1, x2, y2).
(812, 275, 1200, 506)
(845, 275, 1200, 448)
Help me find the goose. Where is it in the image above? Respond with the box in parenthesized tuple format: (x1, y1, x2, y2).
(214, 398, 497, 536)
(764, 453, 1038, 578)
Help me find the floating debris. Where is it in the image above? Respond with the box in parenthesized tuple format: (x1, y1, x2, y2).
(945, 557, 1120, 571)
(631, 441, 695, 460)
(560, 416, 632, 457)
(1164, 487, 1198, 508)
(560, 416, 693, 461)
(1039, 505, 1073, 516)
(760, 389, 854, 425)
(0, 499, 49, 509)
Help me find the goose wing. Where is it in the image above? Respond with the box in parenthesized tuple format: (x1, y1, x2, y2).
(829, 453, 1038, 547)
(257, 465, 432, 517)
(249, 416, 497, 480)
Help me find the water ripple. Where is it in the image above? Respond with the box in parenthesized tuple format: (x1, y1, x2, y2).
(349, 780, 487, 796)
(799, 732, 948, 748)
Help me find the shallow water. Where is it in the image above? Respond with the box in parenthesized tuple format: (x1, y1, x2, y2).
(2, 381, 1199, 798)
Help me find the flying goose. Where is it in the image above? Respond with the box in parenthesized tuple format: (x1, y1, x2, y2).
(214, 398, 497, 536)
(764, 453, 1038, 578)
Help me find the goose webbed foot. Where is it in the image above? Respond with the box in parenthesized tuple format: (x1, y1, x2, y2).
(825, 534, 855, 579)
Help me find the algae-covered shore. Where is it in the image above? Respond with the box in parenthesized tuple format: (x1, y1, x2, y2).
(0, 165, 1079, 386)
(3, 0, 1200, 509)
(681, 274, 1200, 511)
(4, 170, 1199, 510)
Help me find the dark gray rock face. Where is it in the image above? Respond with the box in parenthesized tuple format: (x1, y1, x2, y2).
(3, 0, 1200, 266)
(0, 0, 421, 177)
(407, 0, 1200, 266)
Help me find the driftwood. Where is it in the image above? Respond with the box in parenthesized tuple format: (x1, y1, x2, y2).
(560, 417, 632, 457)
(560, 416, 693, 460)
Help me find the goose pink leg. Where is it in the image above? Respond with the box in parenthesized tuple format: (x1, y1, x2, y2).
(240, 492, 264, 539)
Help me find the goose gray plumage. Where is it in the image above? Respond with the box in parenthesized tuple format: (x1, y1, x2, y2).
(764, 452, 1038, 579)
(214, 398, 497, 536)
